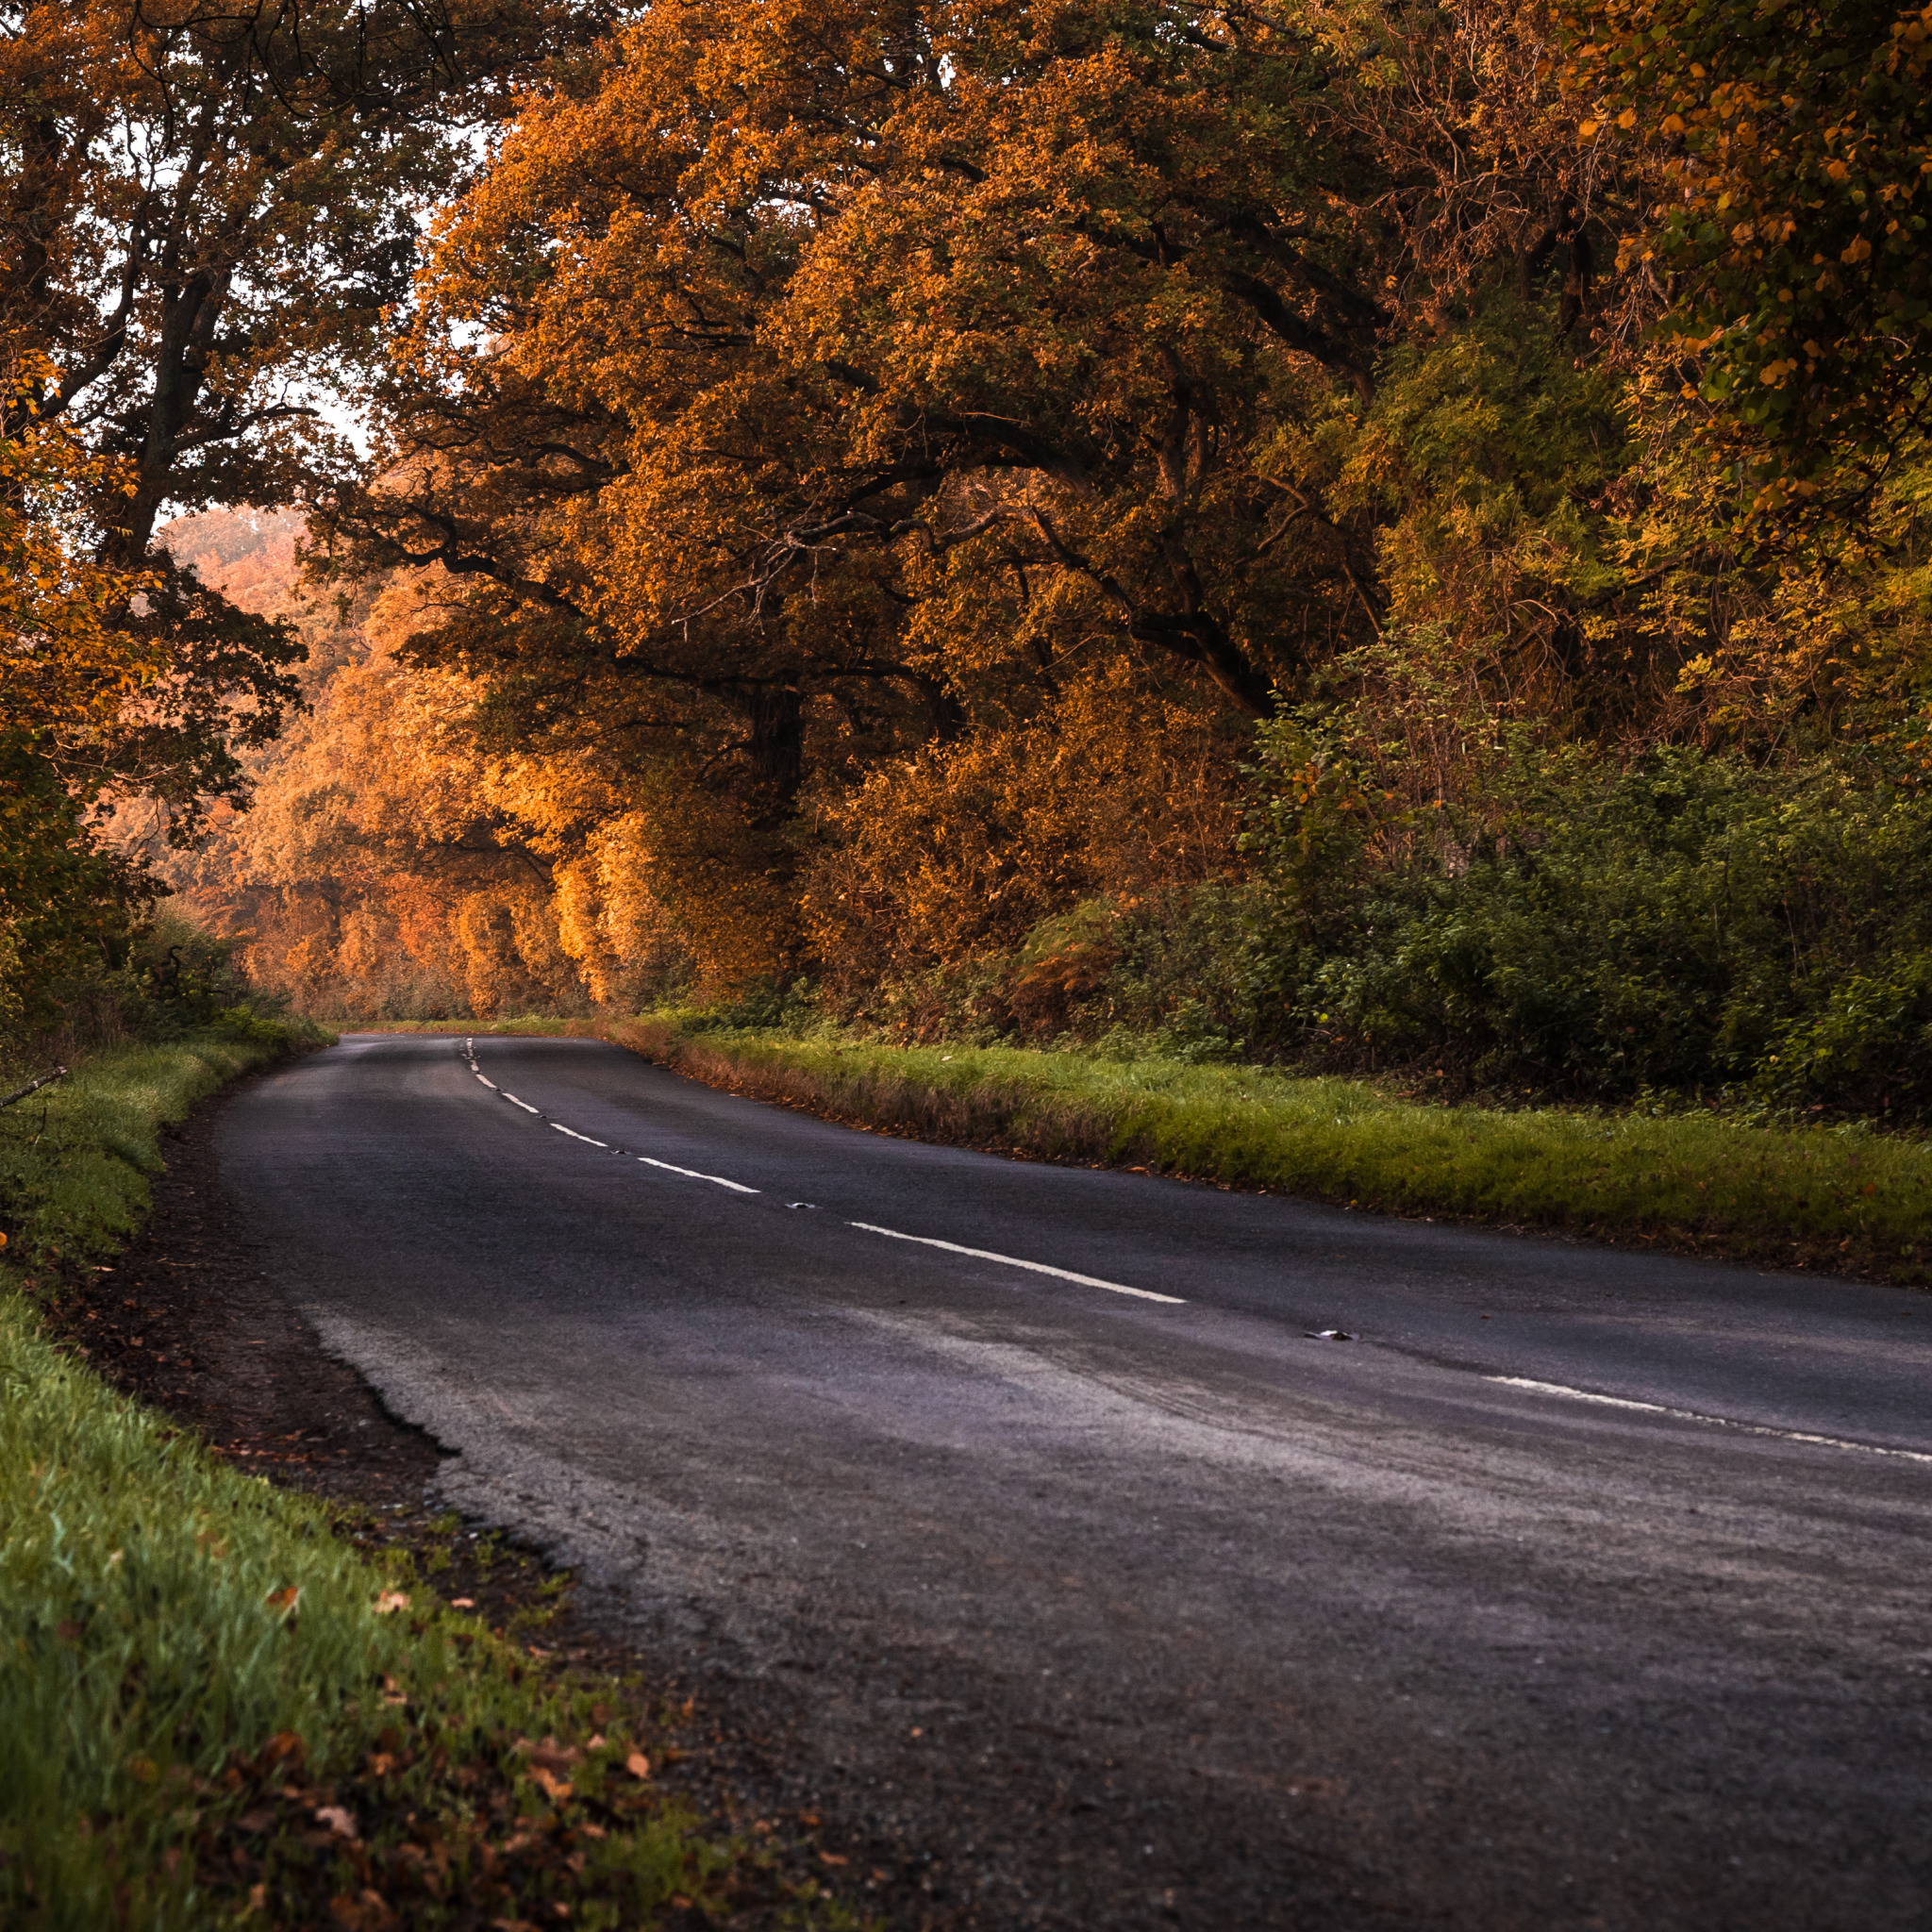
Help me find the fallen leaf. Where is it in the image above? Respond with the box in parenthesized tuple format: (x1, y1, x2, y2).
(625, 1751, 651, 1780)
(531, 1766, 574, 1804)
(331, 1893, 396, 1931)
(314, 1805, 358, 1840)
(264, 1586, 300, 1613)
(820, 1850, 849, 1867)
(372, 1591, 409, 1615)
(450, 1596, 475, 1608)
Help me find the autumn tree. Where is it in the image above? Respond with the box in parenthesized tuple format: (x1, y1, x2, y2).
(319, 0, 1657, 983)
(1564, 0, 1932, 515)
(1, 0, 611, 831)
(0, 355, 158, 1021)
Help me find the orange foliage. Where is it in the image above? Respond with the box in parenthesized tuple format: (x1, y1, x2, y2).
(804, 667, 1242, 997)
(156, 516, 692, 1016)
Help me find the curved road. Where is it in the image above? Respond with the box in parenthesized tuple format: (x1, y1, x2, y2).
(219, 1034, 1932, 1929)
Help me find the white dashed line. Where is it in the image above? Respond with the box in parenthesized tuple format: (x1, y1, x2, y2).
(848, 1222, 1184, 1304)
(636, 1155, 760, 1194)
(1489, 1375, 1932, 1464)
(461, 1039, 1181, 1299)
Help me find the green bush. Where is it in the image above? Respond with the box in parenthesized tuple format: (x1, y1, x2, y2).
(1239, 731, 1932, 1117)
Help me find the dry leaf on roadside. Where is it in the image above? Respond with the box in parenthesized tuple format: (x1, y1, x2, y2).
(625, 1751, 651, 1779)
(329, 1891, 396, 1930)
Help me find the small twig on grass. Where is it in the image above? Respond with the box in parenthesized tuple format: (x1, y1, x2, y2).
(0, 1065, 66, 1110)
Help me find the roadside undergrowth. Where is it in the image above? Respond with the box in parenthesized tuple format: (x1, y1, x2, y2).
(607, 1016, 1932, 1286)
(0, 1026, 858, 1930)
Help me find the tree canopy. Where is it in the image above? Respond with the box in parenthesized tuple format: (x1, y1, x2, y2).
(1564, 0, 1932, 513)
(9, 0, 1932, 1087)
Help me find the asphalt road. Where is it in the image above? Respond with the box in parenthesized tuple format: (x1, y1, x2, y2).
(217, 1033, 1932, 1929)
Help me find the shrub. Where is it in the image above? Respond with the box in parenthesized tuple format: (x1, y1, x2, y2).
(1239, 729, 1932, 1117)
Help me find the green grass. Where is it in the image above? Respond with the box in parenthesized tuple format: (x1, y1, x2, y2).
(0, 1023, 851, 1929)
(0, 1016, 326, 1266)
(0, 1289, 752, 1929)
(612, 1016, 1932, 1285)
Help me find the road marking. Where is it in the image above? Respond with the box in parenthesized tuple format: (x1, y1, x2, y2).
(1490, 1374, 1932, 1465)
(637, 1155, 760, 1194)
(848, 1221, 1183, 1304)
(459, 1040, 1174, 1299)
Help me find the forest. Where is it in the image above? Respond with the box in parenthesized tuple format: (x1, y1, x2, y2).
(7, 0, 1932, 1119)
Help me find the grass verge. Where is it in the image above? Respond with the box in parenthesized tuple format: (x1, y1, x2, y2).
(0, 1016, 325, 1268)
(608, 1016, 1932, 1286)
(0, 1025, 851, 1930)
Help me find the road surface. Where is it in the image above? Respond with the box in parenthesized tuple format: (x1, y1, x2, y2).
(217, 1033, 1932, 1929)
